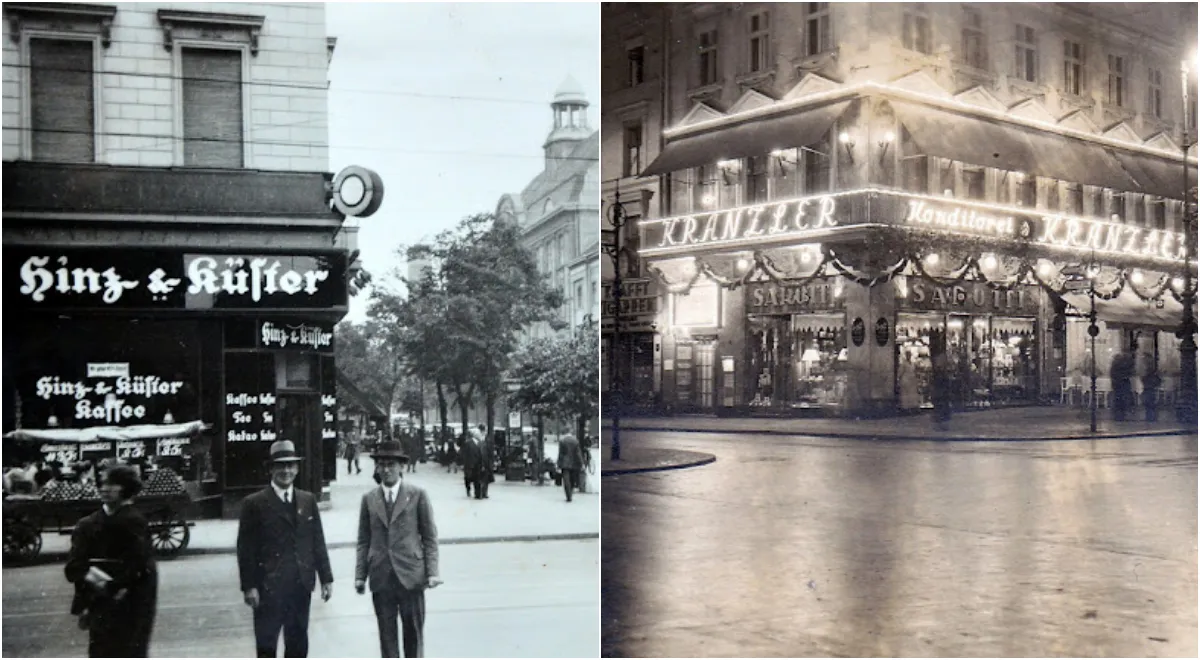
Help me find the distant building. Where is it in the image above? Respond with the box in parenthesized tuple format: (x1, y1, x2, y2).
(604, 2, 1196, 416)
(497, 75, 600, 338)
(3, 2, 365, 516)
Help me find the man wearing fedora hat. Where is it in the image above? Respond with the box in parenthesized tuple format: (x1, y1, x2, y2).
(236, 440, 333, 658)
(355, 440, 440, 658)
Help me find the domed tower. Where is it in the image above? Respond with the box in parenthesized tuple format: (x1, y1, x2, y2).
(543, 75, 591, 165)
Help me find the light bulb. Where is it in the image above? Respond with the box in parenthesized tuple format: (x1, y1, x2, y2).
(1130, 270, 1144, 284)
(925, 253, 940, 266)
(838, 131, 851, 144)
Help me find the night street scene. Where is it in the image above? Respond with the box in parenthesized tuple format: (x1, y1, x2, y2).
(600, 2, 1198, 658)
(2, 2, 599, 658)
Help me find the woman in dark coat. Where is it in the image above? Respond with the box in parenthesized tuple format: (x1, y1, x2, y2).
(65, 464, 158, 657)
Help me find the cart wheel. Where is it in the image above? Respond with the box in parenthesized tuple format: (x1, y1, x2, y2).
(151, 513, 190, 557)
(3, 520, 42, 563)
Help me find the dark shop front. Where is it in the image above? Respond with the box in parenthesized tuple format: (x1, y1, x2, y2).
(3, 246, 347, 518)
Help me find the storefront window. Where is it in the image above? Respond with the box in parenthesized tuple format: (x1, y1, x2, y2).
(748, 313, 845, 408)
(988, 317, 1037, 403)
(694, 164, 718, 211)
(899, 128, 928, 193)
(771, 148, 800, 200)
(804, 135, 831, 195)
(747, 155, 769, 203)
(896, 313, 938, 408)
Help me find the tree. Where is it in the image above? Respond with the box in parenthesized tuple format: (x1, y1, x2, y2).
(334, 319, 399, 433)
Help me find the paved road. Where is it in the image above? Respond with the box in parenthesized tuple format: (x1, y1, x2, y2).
(3, 540, 598, 658)
(601, 430, 1197, 658)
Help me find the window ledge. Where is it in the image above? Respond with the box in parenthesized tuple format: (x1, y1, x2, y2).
(1008, 77, 1044, 98)
(686, 83, 723, 103)
(950, 61, 994, 84)
(735, 69, 776, 89)
(794, 49, 838, 74)
(5, 3, 117, 47)
(157, 9, 265, 55)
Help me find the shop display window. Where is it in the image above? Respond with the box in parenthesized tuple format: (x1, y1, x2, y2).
(896, 313, 938, 409)
(747, 313, 845, 408)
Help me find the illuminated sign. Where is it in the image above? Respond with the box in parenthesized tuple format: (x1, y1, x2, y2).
(902, 200, 1030, 239)
(645, 195, 839, 251)
(745, 279, 841, 314)
(1035, 215, 1185, 261)
(905, 280, 1039, 313)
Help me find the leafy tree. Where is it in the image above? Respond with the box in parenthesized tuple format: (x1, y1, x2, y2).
(509, 317, 599, 456)
(334, 319, 399, 432)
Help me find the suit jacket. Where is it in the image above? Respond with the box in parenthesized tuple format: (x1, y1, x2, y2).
(461, 439, 484, 476)
(236, 487, 333, 595)
(557, 436, 584, 470)
(355, 482, 439, 592)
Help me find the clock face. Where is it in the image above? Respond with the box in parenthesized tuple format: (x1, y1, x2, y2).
(339, 175, 366, 206)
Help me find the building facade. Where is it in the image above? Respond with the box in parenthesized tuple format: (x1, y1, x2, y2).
(603, 2, 1197, 416)
(2, 2, 368, 516)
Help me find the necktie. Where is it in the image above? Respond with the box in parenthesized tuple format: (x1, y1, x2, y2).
(385, 489, 395, 518)
(284, 491, 290, 504)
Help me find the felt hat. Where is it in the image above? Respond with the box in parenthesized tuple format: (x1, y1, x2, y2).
(266, 440, 304, 464)
(370, 440, 409, 462)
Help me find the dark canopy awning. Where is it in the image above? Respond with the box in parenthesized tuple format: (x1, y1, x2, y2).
(891, 101, 1140, 193)
(642, 101, 851, 177)
(1110, 149, 1197, 200)
(1062, 289, 1186, 330)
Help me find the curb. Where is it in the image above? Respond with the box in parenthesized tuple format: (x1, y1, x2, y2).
(605, 424, 1193, 443)
(601, 453, 717, 476)
(10, 532, 600, 566)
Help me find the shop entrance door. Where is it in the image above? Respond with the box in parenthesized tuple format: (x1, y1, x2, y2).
(277, 394, 323, 494)
(695, 343, 714, 408)
(946, 315, 992, 408)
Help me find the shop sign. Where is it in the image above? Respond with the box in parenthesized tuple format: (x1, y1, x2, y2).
(851, 318, 865, 346)
(259, 320, 335, 352)
(225, 391, 278, 443)
(602, 279, 659, 320)
(746, 279, 841, 314)
(644, 195, 838, 251)
(875, 318, 890, 346)
(898, 197, 1186, 263)
(35, 372, 185, 425)
(6, 248, 348, 310)
(906, 281, 1039, 313)
(322, 394, 338, 441)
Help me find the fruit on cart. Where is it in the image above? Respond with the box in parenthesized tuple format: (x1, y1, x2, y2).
(142, 468, 186, 497)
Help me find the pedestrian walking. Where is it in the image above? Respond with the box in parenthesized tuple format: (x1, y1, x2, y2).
(1111, 349, 1135, 421)
(930, 349, 952, 427)
(556, 434, 584, 502)
(461, 433, 485, 499)
(65, 464, 158, 658)
(1142, 364, 1162, 422)
(344, 433, 362, 475)
(355, 440, 441, 658)
(236, 440, 333, 658)
(898, 351, 921, 414)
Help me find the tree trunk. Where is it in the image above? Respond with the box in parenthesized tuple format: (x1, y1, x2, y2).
(484, 391, 496, 448)
(576, 413, 586, 448)
(456, 385, 471, 442)
(537, 412, 545, 486)
(436, 380, 449, 442)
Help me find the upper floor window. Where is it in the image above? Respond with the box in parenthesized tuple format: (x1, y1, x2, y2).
(29, 38, 96, 163)
(668, 169, 691, 215)
(623, 123, 642, 178)
(697, 28, 719, 86)
(748, 12, 770, 73)
(902, 4, 931, 55)
(1107, 54, 1125, 107)
(627, 45, 645, 87)
(694, 164, 718, 211)
(1014, 24, 1037, 83)
(1148, 67, 1164, 119)
(805, 3, 832, 57)
(963, 166, 985, 200)
(1109, 190, 1125, 221)
(899, 128, 928, 194)
(1127, 194, 1144, 226)
(746, 155, 769, 203)
(1063, 40, 1085, 96)
(181, 47, 244, 167)
(961, 7, 987, 70)
(1151, 198, 1167, 230)
(804, 134, 832, 194)
(1015, 175, 1035, 207)
(1064, 183, 1083, 215)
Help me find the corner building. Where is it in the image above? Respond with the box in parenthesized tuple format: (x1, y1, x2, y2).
(607, 2, 1197, 416)
(2, 2, 361, 516)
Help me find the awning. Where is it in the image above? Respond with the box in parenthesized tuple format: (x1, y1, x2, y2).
(642, 101, 851, 177)
(891, 101, 1140, 193)
(4, 421, 209, 443)
(1061, 289, 1187, 331)
(1110, 149, 1197, 200)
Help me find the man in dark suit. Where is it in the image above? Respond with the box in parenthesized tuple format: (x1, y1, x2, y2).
(460, 432, 484, 499)
(556, 434, 585, 502)
(355, 441, 441, 658)
(236, 440, 334, 658)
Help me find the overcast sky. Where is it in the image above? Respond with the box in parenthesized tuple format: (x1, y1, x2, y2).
(325, 2, 600, 322)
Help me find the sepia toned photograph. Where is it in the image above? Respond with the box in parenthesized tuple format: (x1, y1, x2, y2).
(600, 2, 1197, 657)
(2, 2, 599, 657)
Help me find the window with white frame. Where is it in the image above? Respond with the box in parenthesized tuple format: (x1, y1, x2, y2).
(1063, 40, 1085, 96)
(623, 122, 642, 178)
(1148, 67, 1164, 119)
(1014, 24, 1037, 83)
(961, 6, 987, 70)
(627, 44, 645, 87)
(902, 4, 931, 55)
(28, 37, 97, 163)
(1107, 54, 1125, 107)
(697, 28, 719, 86)
(748, 11, 770, 73)
(805, 3, 832, 57)
(180, 47, 244, 167)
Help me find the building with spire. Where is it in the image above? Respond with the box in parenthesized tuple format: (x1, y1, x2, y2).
(497, 75, 600, 338)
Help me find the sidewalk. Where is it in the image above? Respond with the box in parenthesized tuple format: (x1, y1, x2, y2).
(598, 439, 716, 476)
(33, 443, 599, 559)
(603, 405, 1194, 442)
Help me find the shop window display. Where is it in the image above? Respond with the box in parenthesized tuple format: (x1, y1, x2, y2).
(896, 313, 938, 409)
(747, 314, 846, 408)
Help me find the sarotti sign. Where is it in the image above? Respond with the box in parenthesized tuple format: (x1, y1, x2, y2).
(6, 248, 349, 309)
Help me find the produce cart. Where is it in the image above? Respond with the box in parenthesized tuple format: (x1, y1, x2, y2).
(3, 421, 205, 563)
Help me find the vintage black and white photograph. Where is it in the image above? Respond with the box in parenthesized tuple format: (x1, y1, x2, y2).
(2, 1, 599, 657)
(600, 2, 1197, 657)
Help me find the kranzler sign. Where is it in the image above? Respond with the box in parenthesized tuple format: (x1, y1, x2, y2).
(6, 248, 348, 310)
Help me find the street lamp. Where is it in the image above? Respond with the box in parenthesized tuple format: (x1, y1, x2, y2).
(1178, 57, 1197, 425)
(602, 190, 626, 461)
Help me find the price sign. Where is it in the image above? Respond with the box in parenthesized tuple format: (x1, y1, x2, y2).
(156, 438, 188, 457)
(117, 441, 146, 460)
(41, 444, 79, 464)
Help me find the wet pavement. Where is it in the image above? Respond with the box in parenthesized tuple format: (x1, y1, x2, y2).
(601, 430, 1197, 657)
(3, 540, 598, 658)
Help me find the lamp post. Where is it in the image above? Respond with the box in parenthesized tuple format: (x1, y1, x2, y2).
(1178, 58, 1198, 425)
(1088, 266, 1099, 434)
(602, 190, 626, 461)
